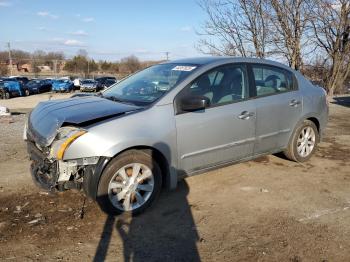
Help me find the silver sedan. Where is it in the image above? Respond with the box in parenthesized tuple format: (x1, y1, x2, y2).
(25, 57, 328, 215)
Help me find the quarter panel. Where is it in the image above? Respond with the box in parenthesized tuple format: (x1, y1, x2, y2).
(295, 71, 328, 136)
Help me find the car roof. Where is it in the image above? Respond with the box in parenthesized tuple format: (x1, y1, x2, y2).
(96, 76, 115, 79)
(163, 56, 294, 71)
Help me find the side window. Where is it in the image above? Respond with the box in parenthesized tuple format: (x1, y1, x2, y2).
(180, 64, 248, 107)
(252, 65, 294, 97)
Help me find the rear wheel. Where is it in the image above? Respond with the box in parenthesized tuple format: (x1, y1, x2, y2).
(284, 120, 319, 162)
(2, 91, 10, 99)
(24, 89, 30, 96)
(96, 150, 162, 215)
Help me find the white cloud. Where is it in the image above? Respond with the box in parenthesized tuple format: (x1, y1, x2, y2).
(64, 39, 84, 46)
(82, 17, 94, 22)
(37, 26, 47, 31)
(180, 26, 192, 32)
(37, 11, 59, 19)
(70, 30, 88, 36)
(0, 1, 11, 7)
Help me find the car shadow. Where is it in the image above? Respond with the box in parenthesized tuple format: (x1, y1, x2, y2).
(332, 95, 350, 108)
(93, 142, 200, 261)
(93, 180, 200, 262)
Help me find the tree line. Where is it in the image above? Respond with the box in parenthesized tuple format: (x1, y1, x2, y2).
(0, 49, 156, 78)
(197, 0, 350, 96)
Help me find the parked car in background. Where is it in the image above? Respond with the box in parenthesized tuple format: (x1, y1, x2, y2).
(51, 79, 74, 92)
(25, 57, 328, 215)
(45, 78, 54, 84)
(24, 79, 52, 95)
(0, 78, 24, 99)
(102, 78, 117, 89)
(80, 79, 98, 92)
(9, 76, 29, 85)
(95, 76, 117, 90)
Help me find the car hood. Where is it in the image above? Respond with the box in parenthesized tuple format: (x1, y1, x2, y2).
(53, 82, 69, 88)
(27, 96, 141, 146)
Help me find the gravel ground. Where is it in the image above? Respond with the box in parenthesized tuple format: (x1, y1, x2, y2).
(0, 92, 73, 111)
(0, 96, 349, 261)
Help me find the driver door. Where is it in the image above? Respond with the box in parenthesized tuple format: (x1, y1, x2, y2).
(174, 63, 256, 174)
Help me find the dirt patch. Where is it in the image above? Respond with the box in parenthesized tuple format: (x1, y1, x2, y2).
(0, 191, 101, 242)
(252, 156, 270, 163)
(317, 138, 350, 162)
(0, 102, 350, 261)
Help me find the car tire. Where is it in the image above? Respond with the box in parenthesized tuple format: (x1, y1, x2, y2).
(25, 89, 30, 96)
(96, 150, 162, 216)
(3, 91, 10, 99)
(283, 120, 319, 162)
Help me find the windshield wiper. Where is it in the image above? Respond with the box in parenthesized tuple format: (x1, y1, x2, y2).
(103, 95, 136, 105)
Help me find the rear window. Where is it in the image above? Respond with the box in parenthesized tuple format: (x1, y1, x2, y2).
(252, 65, 295, 97)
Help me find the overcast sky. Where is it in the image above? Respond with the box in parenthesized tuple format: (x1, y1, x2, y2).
(0, 0, 207, 61)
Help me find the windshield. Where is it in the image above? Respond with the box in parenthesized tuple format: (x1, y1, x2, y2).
(82, 80, 95, 84)
(28, 80, 40, 85)
(102, 63, 199, 105)
(55, 80, 68, 83)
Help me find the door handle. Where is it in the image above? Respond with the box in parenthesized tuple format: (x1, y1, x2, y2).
(238, 111, 255, 120)
(289, 99, 301, 107)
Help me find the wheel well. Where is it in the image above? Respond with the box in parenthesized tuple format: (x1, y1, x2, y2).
(307, 117, 320, 133)
(115, 146, 170, 189)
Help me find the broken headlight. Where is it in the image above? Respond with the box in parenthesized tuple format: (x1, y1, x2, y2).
(50, 127, 87, 160)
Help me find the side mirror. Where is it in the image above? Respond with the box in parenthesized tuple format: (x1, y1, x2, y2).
(180, 95, 210, 112)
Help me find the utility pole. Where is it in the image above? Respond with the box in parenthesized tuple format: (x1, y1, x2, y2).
(7, 42, 13, 76)
(165, 52, 169, 61)
(87, 60, 90, 78)
(53, 60, 57, 78)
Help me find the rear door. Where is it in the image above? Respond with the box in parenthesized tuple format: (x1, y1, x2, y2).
(175, 63, 256, 173)
(249, 64, 302, 154)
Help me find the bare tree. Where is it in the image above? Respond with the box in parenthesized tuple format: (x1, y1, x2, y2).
(310, 0, 350, 96)
(0, 64, 8, 75)
(197, 0, 270, 57)
(77, 49, 88, 58)
(119, 55, 141, 74)
(268, 0, 312, 70)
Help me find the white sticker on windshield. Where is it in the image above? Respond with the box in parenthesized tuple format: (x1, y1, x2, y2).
(172, 66, 196, 72)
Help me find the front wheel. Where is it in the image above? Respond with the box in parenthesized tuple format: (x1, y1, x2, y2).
(2, 91, 10, 99)
(284, 120, 319, 162)
(25, 89, 30, 96)
(96, 150, 162, 215)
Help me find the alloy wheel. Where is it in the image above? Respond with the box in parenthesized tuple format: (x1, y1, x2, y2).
(297, 126, 316, 158)
(108, 163, 154, 211)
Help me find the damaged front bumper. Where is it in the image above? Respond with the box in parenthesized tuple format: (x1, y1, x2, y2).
(26, 138, 107, 196)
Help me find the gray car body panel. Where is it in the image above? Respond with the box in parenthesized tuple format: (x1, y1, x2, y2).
(28, 96, 141, 146)
(27, 57, 328, 190)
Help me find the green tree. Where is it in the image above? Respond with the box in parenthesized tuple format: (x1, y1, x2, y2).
(64, 55, 98, 77)
(100, 60, 112, 72)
